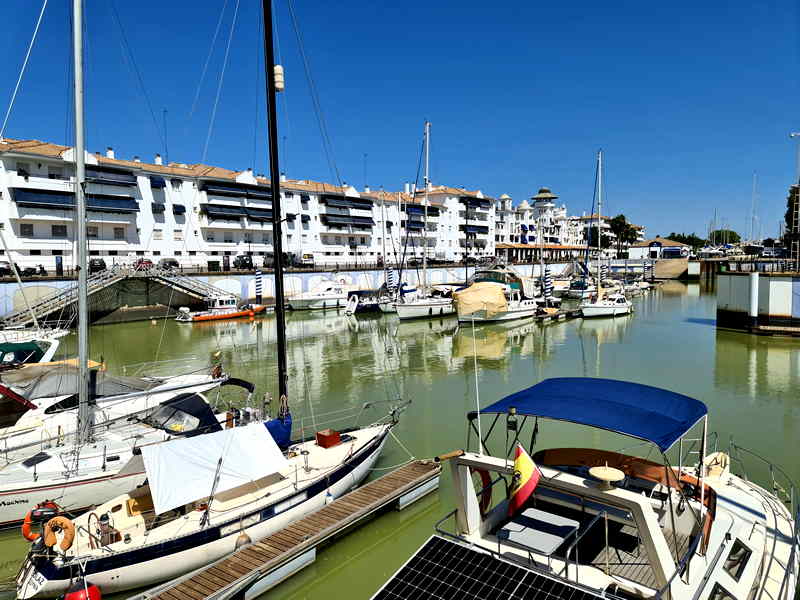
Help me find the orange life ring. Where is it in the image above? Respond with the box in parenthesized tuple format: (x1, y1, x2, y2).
(20, 500, 60, 542)
(43, 516, 76, 552)
(470, 467, 492, 515)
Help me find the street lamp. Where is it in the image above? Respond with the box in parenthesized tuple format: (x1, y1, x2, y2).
(791, 132, 800, 184)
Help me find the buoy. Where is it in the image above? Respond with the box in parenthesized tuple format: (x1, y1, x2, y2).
(235, 531, 252, 549)
(62, 578, 101, 600)
(150, 319, 157, 325)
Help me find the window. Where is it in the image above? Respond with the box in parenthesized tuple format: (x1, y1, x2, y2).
(175, 250, 182, 256)
(51, 225, 67, 238)
(48, 166, 65, 180)
(136, 251, 145, 256)
(206, 232, 215, 242)
(29, 249, 41, 256)
(87, 226, 98, 239)
(171, 179, 182, 191)
(244, 232, 253, 243)
(188, 251, 197, 256)
(360, 237, 366, 245)
(301, 199, 309, 210)
(20, 223, 33, 237)
(51, 250, 63, 256)
(153, 230, 163, 240)
(113, 227, 125, 241)
(16, 162, 31, 177)
(224, 232, 234, 243)
(211, 251, 219, 256)
(89, 250, 99, 256)
(335, 236, 341, 245)
(107, 251, 117, 256)
(287, 220, 295, 230)
(723, 539, 751, 581)
(153, 251, 161, 256)
(173, 229, 183, 241)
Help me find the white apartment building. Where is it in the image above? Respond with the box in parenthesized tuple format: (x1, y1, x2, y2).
(0, 138, 496, 270)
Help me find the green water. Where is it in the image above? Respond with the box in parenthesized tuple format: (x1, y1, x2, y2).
(0, 280, 797, 598)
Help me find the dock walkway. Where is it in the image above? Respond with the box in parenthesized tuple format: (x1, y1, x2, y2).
(134, 459, 441, 600)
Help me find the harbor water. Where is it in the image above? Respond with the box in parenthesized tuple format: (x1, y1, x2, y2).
(0, 280, 797, 599)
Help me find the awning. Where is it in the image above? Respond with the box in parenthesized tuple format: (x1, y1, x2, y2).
(151, 203, 165, 214)
(320, 194, 373, 209)
(202, 203, 247, 219)
(172, 204, 186, 214)
(10, 188, 139, 213)
(149, 175, 166, 189)
(247, 207, 273, 221)
(462, 224, 489, 234)
(320, 214, 374, 227)
(403, 220, 424, 230)
(300, 214, 310, 222)
(478, 378, 707, 452)
(201, 181, 271, 200)
(406, 205, 440, 217)
(141, 423, 289, 515)
(459, 197, 492, 209)
(86, 167, 138, 186)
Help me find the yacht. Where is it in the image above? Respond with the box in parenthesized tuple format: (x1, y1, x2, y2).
(567, 278, 597, 299)
(374, 378, 798, 600)
(175, 295, 268, 323)
(581, 292, 633, 318)
(0, 329, 68, 368)
(287, 278, 357, 310)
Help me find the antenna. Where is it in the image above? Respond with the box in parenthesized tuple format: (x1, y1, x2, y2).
(162, 108, 169, 165)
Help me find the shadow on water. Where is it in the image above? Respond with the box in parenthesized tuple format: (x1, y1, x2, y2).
(686, 317, 717, 327)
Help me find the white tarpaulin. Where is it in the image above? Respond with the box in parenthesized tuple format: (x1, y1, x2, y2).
(141, 423, 289, 515)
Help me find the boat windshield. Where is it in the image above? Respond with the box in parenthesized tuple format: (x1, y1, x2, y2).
(132, 393, 222, 437)
(473, 271, 507, 285)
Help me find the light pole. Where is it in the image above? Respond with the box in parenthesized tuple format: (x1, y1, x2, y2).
(791, 132, 800, 184)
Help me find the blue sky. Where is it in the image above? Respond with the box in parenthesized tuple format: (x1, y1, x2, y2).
(1, 1, 798, 238)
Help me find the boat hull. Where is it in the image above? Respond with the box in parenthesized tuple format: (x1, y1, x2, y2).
(396, 300, 455, 320)
(17, 430, 389, 598)
(177, 306, 268, 323)
(581, 304, 632, 318)
(287, 296, 346, 310)
(457, 303, 538, 323)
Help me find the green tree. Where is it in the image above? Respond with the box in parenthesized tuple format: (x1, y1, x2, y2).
(667, 232, 707, 248)
(587, 226, 612, 249)
(607, 214, 640, 256)
(708, 229, 740, 245)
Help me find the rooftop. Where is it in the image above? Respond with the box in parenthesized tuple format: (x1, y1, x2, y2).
(631, 236, 689, 248)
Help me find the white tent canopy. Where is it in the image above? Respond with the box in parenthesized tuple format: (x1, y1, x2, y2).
(141, 423, 289, 515)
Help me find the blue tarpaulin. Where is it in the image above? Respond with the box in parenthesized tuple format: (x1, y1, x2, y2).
(478, 377, 707, 452)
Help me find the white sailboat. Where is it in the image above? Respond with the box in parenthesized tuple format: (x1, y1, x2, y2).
(286, 277, 357, 310)
(15, 5, 397, 595)
(580, 150, 632, 318)
(396, 122, 456, 321)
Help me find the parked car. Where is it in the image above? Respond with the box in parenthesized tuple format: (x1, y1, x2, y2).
(88, 258, 107, 274)
(157, 257, 180, 271)
(232, 255, 254, 270)
(134, 258, 154, 271)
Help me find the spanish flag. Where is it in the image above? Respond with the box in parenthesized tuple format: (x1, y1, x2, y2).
(508, 443, 541, 516)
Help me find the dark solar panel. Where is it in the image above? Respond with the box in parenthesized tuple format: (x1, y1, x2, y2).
(373, 535, 605, 600)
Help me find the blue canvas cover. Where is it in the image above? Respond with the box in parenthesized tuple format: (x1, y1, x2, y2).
(479, 378, 707, 452)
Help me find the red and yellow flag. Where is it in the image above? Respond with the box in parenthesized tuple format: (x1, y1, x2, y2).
(508, 443, 541, 516)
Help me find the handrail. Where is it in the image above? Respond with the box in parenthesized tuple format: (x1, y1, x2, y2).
(562, 510, 607, 583)
(728, 438, 796, 513)
(654, 529, 705, 599)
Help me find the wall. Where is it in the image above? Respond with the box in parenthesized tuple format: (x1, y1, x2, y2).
(717, 272, 800, 331)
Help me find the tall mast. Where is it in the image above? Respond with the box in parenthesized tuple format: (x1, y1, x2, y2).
(596, 150, 602, 299)
(422, 121, 430, 291)
(73, 0, 91, 445)
(261, 0, 288, 400)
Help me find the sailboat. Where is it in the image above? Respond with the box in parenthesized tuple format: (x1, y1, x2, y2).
(580, 150, 632, 318)
(16, 3, 397, 596)
(396, 122, 456, 321)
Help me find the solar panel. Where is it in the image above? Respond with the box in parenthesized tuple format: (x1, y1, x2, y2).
(372, 535, 606, 600)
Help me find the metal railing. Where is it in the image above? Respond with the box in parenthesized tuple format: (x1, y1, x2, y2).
(562, 510, 608, 583)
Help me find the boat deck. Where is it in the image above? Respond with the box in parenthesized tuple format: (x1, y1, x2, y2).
(135, 460, 441, 600)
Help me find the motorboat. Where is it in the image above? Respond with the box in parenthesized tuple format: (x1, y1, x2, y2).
(0, 364, 228, 463)
(581, 292, 633, 318)
(0, 329, 68, 369)
(374, 378, 798, 600)
(454, 282, 539, 323)
(0, 381, 255, 526)
(16, 414, 397, 598)
(567, 278, 597, 299)
(175, 296, 268, 323)
(286, 278, 357, 310)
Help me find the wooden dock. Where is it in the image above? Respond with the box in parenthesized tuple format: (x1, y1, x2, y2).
(132, 460, 441, 600)
(535, 308, 583, 323)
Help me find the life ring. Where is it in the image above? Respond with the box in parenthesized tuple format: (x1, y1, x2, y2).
(21, 500, 60, 542)
(43, 516, 76, 552)
(470, 467, 492, 515)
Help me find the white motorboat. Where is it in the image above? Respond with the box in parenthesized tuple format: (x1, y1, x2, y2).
(375, 378, 798, 600)
(287, 278, 357, 310)
(0, 364, 227, 463)
(0, 384, 255, 527)
(581, 292, 633, 318)
(566, 279, 597, 299)
(16, 418, 395, 598)
(455, 283, 539, 323)
(0, 329, 68, 368)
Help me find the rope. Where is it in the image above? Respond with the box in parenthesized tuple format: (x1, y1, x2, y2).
(202, 0, 241, 163)
(0, 0, 48, 139)
(188, 0, 230, 121)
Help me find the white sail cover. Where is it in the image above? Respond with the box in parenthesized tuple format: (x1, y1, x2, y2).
(141, 423, 289, 515)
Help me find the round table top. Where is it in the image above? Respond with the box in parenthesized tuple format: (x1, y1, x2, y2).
(589, 465, 625, 483)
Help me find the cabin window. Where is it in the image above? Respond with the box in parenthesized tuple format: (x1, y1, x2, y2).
(44, 394, 79, 414)
(723, 539, 751, 581)
(22, 452, 51, 468)
(51, 225, 67, 238)
(708, 583, 734, 600)
(20, 223, 33, 237)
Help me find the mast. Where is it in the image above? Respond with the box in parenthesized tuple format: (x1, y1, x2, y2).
(261, 0, 288, 400)
(422, 121, 430, 292)
(596, 150, 603, 300)
(73, 0, 91, 445)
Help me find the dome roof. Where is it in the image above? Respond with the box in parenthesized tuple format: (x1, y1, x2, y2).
(517, 199, 531, 209)
(532, 187, 558, 201)
(499, 193, 511, 200)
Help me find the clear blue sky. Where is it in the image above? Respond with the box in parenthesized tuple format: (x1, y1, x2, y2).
(1, 1, 798, 238)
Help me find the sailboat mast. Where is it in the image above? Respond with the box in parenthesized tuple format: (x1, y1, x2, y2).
(261, 0, 288, 400)
(73, 0, 91, 445)
(422, 121, 430, 291)
(596, 150, 602, 296)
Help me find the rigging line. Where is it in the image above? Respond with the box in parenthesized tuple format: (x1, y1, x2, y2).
(252, 5, 263, 169)
(0, 0, 48, 139)
(273, 4, 292, 178)
(108, 0, 166, 149)
(189, 0, 230, 121)
(286, 0, 342, 186)
(202, 0, 241, 164)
